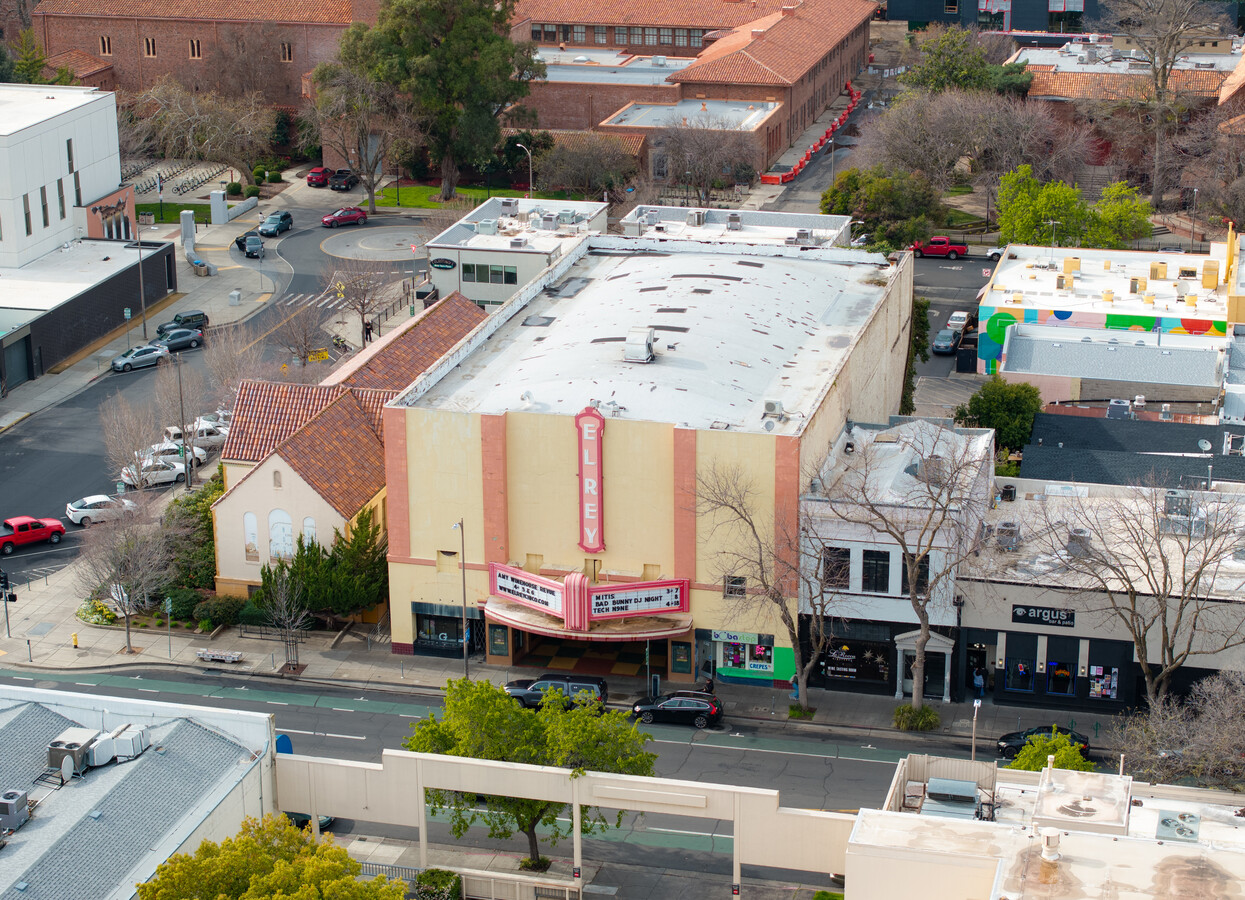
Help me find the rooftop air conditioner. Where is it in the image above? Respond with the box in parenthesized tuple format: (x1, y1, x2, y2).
(1066, 527, 1093, 557)
(113, 724, 151, 759)
(784, 235, 799, 245)
(510, 237, 528, 248)
(652, 55, 667, 66)
(996, 521, 1022, 550)
(796, 228, 813, 244)
(541, 213, 558, 230)
(727, 212, 742, 231)
(475, 219, 498, 235)
(763, 399, 785, 418)
(47, 728, 99, 775)
(623, 219, 644, 237)
(0, 789, 30, 832)
(623, 326, 656, 363)
(499, 198, 519, 214)
(557, 208, 576, 224)
(645, 209, 659, 225)
(686, 209, 706, 226)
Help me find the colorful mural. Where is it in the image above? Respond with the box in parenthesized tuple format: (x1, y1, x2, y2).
(977, 306, 1228, 373)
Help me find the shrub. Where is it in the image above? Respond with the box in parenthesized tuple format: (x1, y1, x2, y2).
(166, 587, 201, 620)
(518, 856, 551, 873)
(226, 181, 242, 196)
(893, 704, 941, 732)
(267, 171, 283, 184)
(239, 600, 267, 626)
(243, 185, 261, 199)
(198, 619, 212, 632)
(252, 165, 267, 182)
(193, 596, 245, 628)
(78, 598, 117, 625)
(414, 868, 462, 900)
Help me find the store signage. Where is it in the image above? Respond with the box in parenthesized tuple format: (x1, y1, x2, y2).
(589, 581, 686, 619)
(710, 630, 773, 645)
(1011, 604, 1075, 628)
(575, 406, 605, 553)
(493, 566, 563, 614)
(429, 257, 456, 270)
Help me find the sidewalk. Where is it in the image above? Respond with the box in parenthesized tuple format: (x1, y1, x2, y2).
(0, 558, 1120, 754)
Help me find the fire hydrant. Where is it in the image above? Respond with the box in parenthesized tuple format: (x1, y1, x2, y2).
(72, 632, 78, 648)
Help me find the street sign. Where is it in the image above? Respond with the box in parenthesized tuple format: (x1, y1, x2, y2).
(164, 597, 173, 614)
(309, 348, 330, 362)
(123, 308, 132, 320)
(116, 481, 125, 493)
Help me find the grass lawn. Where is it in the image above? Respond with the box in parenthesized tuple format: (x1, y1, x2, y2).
(813, 892, 845, 900)
(945, 208, 983, 228)
(136, 202, 213, 225)
(944, 184, 974, 197)
(374, 184, 585, 208)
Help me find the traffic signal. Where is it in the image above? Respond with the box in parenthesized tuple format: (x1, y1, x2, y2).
(0, 570, 8, 591)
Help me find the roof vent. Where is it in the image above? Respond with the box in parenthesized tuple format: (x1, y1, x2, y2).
(475, 218, 498, 235)
(762, 399, 785, 419)
(623, 326, 656, 363)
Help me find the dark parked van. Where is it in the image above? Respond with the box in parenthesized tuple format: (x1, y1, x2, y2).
(156, 310, 210, 336)
(504, 673, 609, 709)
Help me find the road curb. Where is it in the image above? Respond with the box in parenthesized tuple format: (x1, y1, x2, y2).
(0, 411, 32, 435)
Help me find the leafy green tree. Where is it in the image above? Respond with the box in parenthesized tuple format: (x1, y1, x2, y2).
(405, 678, 656, 869)
(13, 29, 47, 83)
(163, 467, 226, 589)
(902, 26, 992, 93)
(996, 164, 1089, 246)
(0, 45, 15, 83)
(1006, 729, 1095, 772)
(1087, 181, 1154, 249)
(341, 0, 545, 201)
(138, 814, 406, 900)
(987, 62, 1034, 97)
(954, 376, 1043, 451)
(499, 130, 554, 181)
(900, 297, 931, 416)
(821, 166, 945, 249)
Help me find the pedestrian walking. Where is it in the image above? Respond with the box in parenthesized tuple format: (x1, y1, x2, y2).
(364, 320, 374, 343)
(973, 667, 985, 698)
(789, 674, 799, 701)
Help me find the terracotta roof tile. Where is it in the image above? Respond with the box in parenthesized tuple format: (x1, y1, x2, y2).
(275, 393, 387, 518)
(670, 0, 876, 87)
(33, 0, 352, 24)
(1028, 67, 1228, 101)
(44, 49, 112, 78)
(514, 0, 790, 28)
(502, 128, 646, 156)
(221, 382, 346, 463)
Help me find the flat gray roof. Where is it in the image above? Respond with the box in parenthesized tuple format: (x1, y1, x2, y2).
(536, 46, 692, 84)
(1002, 323, 1225, 387)
(604, 99, 779, 130)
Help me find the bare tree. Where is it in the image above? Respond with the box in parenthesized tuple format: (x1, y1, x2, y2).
(322, 258, 392, 349)
(261, 565, 312, 671)
(100, 390, 159, 487)
(153, 356, 205, 487)
(136, 77, 276, 186)
(536, 134, 638, 198)
(115, 94, 154, 161)
(75, 512, 172, 653)
(202, 322, 271, 412)
(697, 464, 853, 710)
(819, 422, 995, 710)
(269, 303, 327, 368)
(655, 116, 757, 205)
(1026, 478, 1245, 704)
(303, 63, 421, 214)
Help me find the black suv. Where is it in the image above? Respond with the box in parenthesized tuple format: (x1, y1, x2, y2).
(156, 310, 209, 337)
(504, 673, 608, 709)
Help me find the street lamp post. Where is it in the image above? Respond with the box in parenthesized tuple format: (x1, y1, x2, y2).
(451, 519, 469, 678)
(1191, 187, 1200, 253)
(516, 143, 534, 199)
(1047, 219, 1060, 262)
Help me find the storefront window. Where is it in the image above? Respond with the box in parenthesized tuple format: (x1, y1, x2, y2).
(1005, 656, 1035, 692)
(1088, 665, 1119, 699)
(417, 615, 463, 644)
(722, 641, 772, 672)
(1046, 660, 1075, 696)
(821, 640, 890, 683)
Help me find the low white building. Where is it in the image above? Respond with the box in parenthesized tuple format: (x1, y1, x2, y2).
(619, 206, 854, 247)
(425, 197, 608, 308)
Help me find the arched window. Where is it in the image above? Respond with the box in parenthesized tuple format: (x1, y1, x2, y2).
(273, 470, 283, 489)
(268, 509, 293, 560)
(243, 512, 259, 562)
(302, 516, 316, 545)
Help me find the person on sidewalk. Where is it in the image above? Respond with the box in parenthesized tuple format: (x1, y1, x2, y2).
(789, 674, 799, 701)
(364, 320, 374, 343)
(973, 667, 985, 698)
(703, 675, 714, 695)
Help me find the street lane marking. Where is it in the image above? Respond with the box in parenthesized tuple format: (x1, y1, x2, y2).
(276, 727, 365, 742)
(138, 688, 159, 693)
(331, 707, 353, 712)
(267, 701, 289, 705)
(324, 732, 366, 741)
(646, 827, 720, 837)
(277, 728, 314, 735)
(650, 738, 896, 764)
(13, 676, 32, 680)
(74, 682, 95, 686)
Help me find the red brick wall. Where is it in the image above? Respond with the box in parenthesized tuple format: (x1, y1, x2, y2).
(519, 80, 681, 130)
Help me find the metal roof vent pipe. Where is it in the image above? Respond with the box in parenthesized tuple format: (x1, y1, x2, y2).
(1040, 827, 1061, 862)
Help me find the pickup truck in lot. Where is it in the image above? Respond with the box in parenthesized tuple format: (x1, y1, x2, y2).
(1, 516, 65, 555)
(329, 169, 360, 191)
(909, 237, 969, 259)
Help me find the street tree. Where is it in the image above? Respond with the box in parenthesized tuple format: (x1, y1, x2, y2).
(697, 462, 858, 710)
(270, 302, 328, 368)
(99, 389, 159, 487)
(818, 422, 995, 710)
(321, 257, 392, 349)
(136, 77, 275, 186)
(996, 165, 1153, 248)
(820, 165, 945, 248)
(1006, 730, 1095, 772)
(340, 0, 544, 201)
(1025, 479, 1245, 704)
(304, 62, 421, 214)
(153, 356, 205, 487)
(202, 323, 270, 412)
(405, 678, 655, 869)
(536, 133, 637, 198)
(902, 25, 992, 93)
(74, 510, 171, 654)
(138, 814, 406, 900)
(656, 116, 756, 205)
(953, 376, 1042, 452)
(261, 564, 312, 671)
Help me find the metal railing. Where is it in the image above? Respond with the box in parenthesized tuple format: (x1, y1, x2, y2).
(237, 623, 309, 642)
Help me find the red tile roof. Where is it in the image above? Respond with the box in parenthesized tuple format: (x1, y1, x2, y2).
(276, 393, 387, 518)
(33, 0, 352, 24)
(1027, 66, 1228, 101)
(670, 0, 876, 87)
(513, 0, 789, 29)
(502, 128, 647, 157)
(222, 382, 345, 464)
(44, 49, 112, 78)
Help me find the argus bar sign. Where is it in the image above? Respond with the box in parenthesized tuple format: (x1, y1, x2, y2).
(576, 406, 605, 553)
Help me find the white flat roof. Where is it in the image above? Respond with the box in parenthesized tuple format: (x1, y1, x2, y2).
(0, 84, 112, 137)
(535, 46, 693, 84)
(426, 197, 607, 255)
(407, 235, 896, 434)
(1018, 41, 1240, 74)
(604, 99, 779, 130)
(622, 206, 853, 246)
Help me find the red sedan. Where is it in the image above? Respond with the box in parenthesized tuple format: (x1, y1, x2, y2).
(306, 166, 332, 187)
(321, 207, 367, 228)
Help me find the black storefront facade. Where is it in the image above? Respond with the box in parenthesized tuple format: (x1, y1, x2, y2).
(802, 617, 965, 703)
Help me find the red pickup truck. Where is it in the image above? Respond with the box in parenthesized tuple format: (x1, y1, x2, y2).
(909, 237, 969, 259)
(1, 516, 65, 555)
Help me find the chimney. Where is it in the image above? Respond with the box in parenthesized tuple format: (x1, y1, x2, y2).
(781, 4, 796, 14)
(701, 101, 707, 111)
(682, 116, 688, 125)
(752, 29, 767, 39)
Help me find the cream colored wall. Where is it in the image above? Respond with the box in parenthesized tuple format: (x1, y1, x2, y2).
(214, 453, 346, 590)
(845, 842, 999, 900)
(222, 461, 252, 492)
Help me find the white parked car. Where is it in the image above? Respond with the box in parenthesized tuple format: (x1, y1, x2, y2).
(145, 441, 208, 467)
(65, 495, 138, 526)
(946, 310, 973, 332)
(164, 423, 229, 450)
(198, 409, 233, 429)
(122, 458, 186, 487)
(986, 247, 1006, 261)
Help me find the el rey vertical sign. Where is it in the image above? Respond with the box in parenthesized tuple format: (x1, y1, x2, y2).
(576, 406, 605, 552)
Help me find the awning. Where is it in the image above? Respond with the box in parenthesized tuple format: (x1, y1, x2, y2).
(484, 597, 693, 642)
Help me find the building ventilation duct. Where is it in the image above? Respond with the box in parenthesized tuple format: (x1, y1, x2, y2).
(623, 326, 655, 363)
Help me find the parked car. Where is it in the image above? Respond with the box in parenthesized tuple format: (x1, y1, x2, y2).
(632, 691, 723, 728)
(156, 310, 210, 336)
(0, 516, 65, 555)
(145, 441, 209, 467)
(285, 812, 335, 830)
(121, 458, 186, 488)
(233, 229, 260, 251)
(245, 234, 265, 259)
(163, 423, 228, 450)
(1158, 246, 1185, 253)
(329, 169, 360, 191)
(65, 495, 137, 526)
(946, 310, 974, 333)
(931, 328, 961, 354)
(111, 344, 169, 372)
(986, 247, 1007, 261)
(850, 232, 871, 248)
(258, 211, 293, 237)
(996, 724, 1091, 759)
(306, 166, 332, 187)
(504, 674, 609, 709)
(321, 207, 367, 228)
(909, 236, 969, 259)
(197, 409, 232, 429)
(152, 328, 204, 353)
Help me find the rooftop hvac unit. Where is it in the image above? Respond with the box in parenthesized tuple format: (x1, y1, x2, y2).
(623, 326, 656, 363)
(0, 789, 30, 832)
(686, 209, 706, 226)
(557, 208, 576, 224)
(796, 228, 813, 244)
(541, 213, 559, 230)
(784, 235, 800, 245)
(1165, 489, 1192, 517)
(996, 521, 1022, 550)
(763, 399, 785, 419)
(1156, 811, 1201, 842)
(727, 212, 742, 231)
(919, 454, 945, 486)
(510, 237, 528, 249)
(113, 724, 151, 759)
(475, 218, 498, 235)
(499, 198, 519, 214)
(623, 219, 644, 237)
(47, 727, 100, 775)
(1066, 527, 1093, 557)
(652, 55, 667, 66)
(645, 209, 659, 225)
(88, 736, 115, 767)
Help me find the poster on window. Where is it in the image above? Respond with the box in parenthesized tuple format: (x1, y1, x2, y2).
(1088, 665, 1119, 699)
(821, 641, 891, 683)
